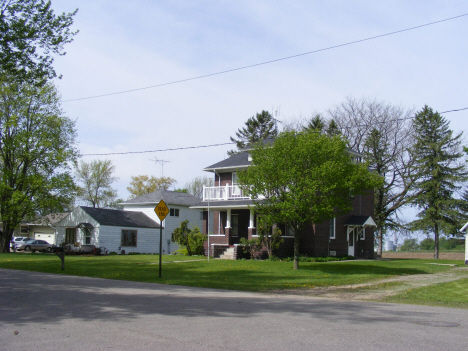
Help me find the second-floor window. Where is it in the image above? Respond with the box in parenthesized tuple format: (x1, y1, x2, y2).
(170, 208, 179, 217)
(232, 172, 240, 195)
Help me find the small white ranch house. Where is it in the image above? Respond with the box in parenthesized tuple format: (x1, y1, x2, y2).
(56, 206, 161, 254)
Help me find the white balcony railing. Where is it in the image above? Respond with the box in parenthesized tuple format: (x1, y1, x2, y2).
(203, 185, 250, 201)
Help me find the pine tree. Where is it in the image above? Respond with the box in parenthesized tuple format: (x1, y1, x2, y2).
(228, 110, 278, 155)
(409, 105, 467, 258)
(303, 114, 325, 133)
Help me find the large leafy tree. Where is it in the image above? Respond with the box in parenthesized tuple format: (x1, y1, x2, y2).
(228, 110, 278, 156)
(0, 0, 78, 83)
(127, 175, 176, 198)
(0, 77, 78, 252)
(329, 97, 416, 256)
(239, 131, 382, 269)
(75, 160, 119, 208)
(409, 106, 467, 259)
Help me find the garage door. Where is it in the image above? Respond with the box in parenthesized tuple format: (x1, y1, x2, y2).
(34, 233, 55, 245)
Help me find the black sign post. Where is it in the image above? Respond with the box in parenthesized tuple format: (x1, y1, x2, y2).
(154, 200, 169, 278)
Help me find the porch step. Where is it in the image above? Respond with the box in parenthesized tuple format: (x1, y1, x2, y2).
(219, 247, 235, 260)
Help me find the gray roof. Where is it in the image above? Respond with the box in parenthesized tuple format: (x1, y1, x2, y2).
(121, 189, 201, 206)
(204, 151, 251, 171)
(344, 216, 376, 227)
(80, 206, 160, 228)
(28, 213, 69, 226)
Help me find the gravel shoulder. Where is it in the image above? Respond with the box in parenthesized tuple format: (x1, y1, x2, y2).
(268, 266, 468, 301)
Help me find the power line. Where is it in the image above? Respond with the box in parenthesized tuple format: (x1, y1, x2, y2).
(80, 106, 467, 157)
(81, 142, 234, 156)
(62, 14, 468, 103)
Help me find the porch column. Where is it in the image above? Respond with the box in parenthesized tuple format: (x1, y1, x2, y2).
(248, 209, 256, 239)
(248, 209, 255, 228)
(226, 209, 231, 229)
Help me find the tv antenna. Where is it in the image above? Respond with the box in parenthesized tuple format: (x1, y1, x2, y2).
(150, 156, 170, 177)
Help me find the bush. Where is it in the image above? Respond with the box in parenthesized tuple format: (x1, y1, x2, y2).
(172, 220, 206, 256)
(399, 238, 419, 251)
(239, 237, 261, 259)
(127, 252, 141, 255)
(420, 238, 435, 251)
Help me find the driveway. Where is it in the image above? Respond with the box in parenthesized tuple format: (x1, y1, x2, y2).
(1, 268, 467, 351)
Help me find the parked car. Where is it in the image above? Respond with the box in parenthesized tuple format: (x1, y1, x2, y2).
(12, 238, 34, 250)
(16, 239, 53, 253)
(11, 237, 29, 245)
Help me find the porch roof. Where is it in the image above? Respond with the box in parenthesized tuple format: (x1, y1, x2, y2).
(344, 215, 376, 227)
(190, 199, 254, 210)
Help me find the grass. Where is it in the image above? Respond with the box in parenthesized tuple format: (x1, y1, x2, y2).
(0, 253, 464, 293)
(381, 278, 468, 309)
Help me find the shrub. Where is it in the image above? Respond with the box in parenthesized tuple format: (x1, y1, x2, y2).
(172, 220, 206, 256)
(240, 237, 261, 259)
(420, 238, 435, 251)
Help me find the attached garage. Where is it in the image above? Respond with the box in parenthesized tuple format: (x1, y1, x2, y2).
(34, 233, 55, 245)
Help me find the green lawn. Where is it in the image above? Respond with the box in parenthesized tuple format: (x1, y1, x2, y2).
(382, 278, 468, 309)
(0, 253, 463, 292)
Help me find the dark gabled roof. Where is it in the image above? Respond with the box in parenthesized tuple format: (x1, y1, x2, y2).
(121, 189, 201, 206)
(79, 207, 160, 228)
(240, 138, 275, 151)
(204, 138, 363, 172)
(344, 216, 376, 227)
(204, 151, 251, 171)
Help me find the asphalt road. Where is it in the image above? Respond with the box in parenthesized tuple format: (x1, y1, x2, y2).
(1, 268, 467, 351)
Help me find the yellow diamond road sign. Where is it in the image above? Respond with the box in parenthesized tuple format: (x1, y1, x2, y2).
(154, 200, 169, 221)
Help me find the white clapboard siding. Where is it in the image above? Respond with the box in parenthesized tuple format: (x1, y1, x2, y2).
(56, 207, 159, 254)
(123, 204, 204, 254)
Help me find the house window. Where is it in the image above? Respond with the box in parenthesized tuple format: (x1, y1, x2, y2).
(232, 172, 238, 185)
(359, 228, 365, 240)
(200, 211, 204, 220)
(284, 225, 295, 237)
(84, 230, 91, 245)
(232, 172, 240, 195)
(329, 218, 336, 239)
(121, 229, 137, 247)
(65, 228, 76, 244)
(170, 208, 179, 217)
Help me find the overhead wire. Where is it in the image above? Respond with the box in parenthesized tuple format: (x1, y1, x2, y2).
(80, 106, 467, 156)
(62, 13, 468, 103)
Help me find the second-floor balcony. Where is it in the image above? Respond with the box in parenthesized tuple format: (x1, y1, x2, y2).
(203, 185, 250, 201)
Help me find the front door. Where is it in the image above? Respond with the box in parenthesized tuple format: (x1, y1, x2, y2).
(231, 214, 239, 244)
(348, 227, 355, 256)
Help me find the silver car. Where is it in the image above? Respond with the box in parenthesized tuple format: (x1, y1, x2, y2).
(17, 239, 53, 253)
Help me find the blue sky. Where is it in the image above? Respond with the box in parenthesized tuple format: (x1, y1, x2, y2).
(52, 1, 468, 227)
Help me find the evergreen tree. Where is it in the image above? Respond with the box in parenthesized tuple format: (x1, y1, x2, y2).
(303, 114, 325, 133)
(409, 105, 467, 258)
(326, 119, 341, 137)
(228, 110, 277, 155)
